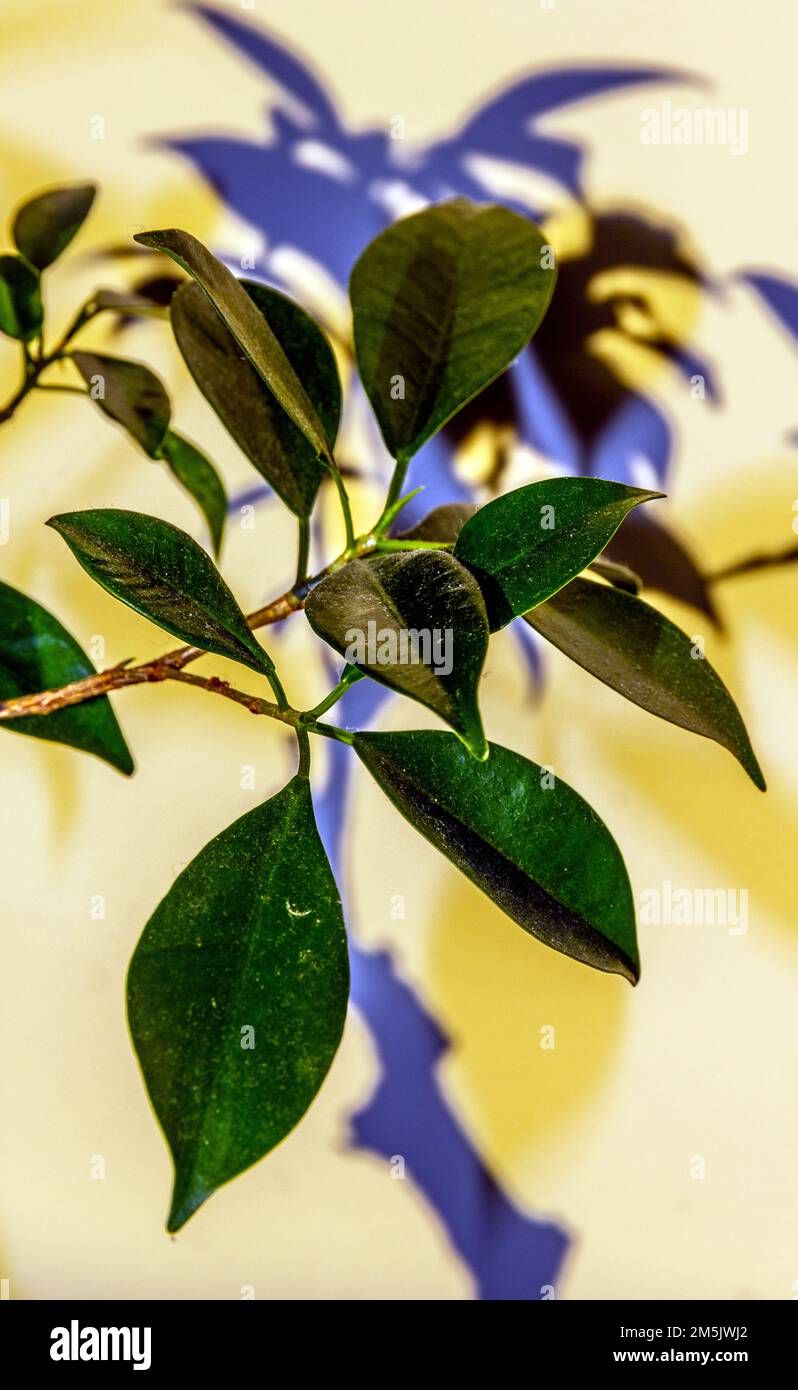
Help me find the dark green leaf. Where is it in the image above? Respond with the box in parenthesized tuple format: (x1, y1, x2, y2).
(158, 430, 227, 558)
(170, 279, 337, 516)
(0, 254, 43, 342)
(0, 579, 132, 774)
(454, 477, 661, 629)
(355, 730, 638, 982)
(350, 199, 555, 461)
(588, 557, 642, 594)
(72, 351, 171, 458)
(47, 508, 274, 679)
(127, 776, 349, 1232)
(12, 182, 96, 270)
(525, 577, 765, 790)
(134, 228, 331, 462)
(306, 550, 489, 758)
(394, 502, 475, 544)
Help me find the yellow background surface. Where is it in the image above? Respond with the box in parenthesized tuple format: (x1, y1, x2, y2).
(1, 0, 796, 1299)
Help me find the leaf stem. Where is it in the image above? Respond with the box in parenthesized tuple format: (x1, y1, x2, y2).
(302, 666, 364, 720)
(295, 514, 311, 587)
(372, 538, 454, 553)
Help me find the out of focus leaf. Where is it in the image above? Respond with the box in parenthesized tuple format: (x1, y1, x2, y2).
(0, 254, 43, 342)
(12, 183, 96, 270)
(72, 351, 170, 458)
(159, 430, 227, 558)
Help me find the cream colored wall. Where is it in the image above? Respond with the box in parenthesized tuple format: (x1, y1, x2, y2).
(1, 0, 796, 1299)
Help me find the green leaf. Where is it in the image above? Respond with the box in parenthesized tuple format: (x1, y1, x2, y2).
(127, 776, 349, 1232)
(159, 430, 227, 558)
(134, 228, 331, 463)
(12, 182, 96, 270)
(0, 254, 43, 342)
(72, 351, 171, 458)
(0, 579, 132, 774)
(92, 287, 169, 316)
(46, 508, 275, 680)
(170, 279, 337, 516)
(305, 550, 489, 758)
(454, 477, 661, 629)
(350, 198, 555, 461)
(355, 730, 638, 982)
(525, 576, 766, 790)
(588, 557, 642, 594)
(394, 502, 475, 544)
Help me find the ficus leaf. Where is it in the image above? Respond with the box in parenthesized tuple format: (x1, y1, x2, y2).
(350, 198, 555, 462)
(72, 351, 171, 459)
(588, 557, 642, 594)
(454, 477, 661, 629)
(134, 228, 331, 463)
(158, 430, 227, 558)
(305, 550, 489, 758)
(46, 508, 275, 680)
(170, 278, 337, 516)
(525, 577, 766, 790)
(12, 182, 96, 270)
(127, 776, 349, 1232)
(394, 502, 475, 544)
(355, 730, 638, 983)
(0, 254, 43, 342)
(0, 579, 132, 775)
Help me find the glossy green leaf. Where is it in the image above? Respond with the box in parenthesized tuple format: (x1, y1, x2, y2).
(0, 254, 43, 342)
(127, 776, 349, 1231)
(134, 228, 331, 462)
(170, 279, 337, 515)
(47, 508, 274, 680)
(454, 477, 661, 629)
(72, 351, 171, 458)
(306, 550, 489, 758)
(159, 430, 227, 558)
(350, 199, 555, 461)
(0, 579, 132, 774)
(12, 182, 96, 270)
(525, 577, 765, 790)
(355, 730, 638, 982)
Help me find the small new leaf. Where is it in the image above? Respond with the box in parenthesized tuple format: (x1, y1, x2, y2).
(0, 254, 43, 342)
(12, 182, 96, 270)
(525, 577, 765, 789)
(350, 198, 555, 461)
(0, 579, 132, 774)
(454, 476, 661, 629)
(159, 430, 227, 558)
(46, 509, 274, 679)
(72, 351, 171, 459)
(134, 228, 331, 463)
(127, 776, 349, 1232)
(306, 549, 489, 758)
(355, 730, 638, 982)
(171, 279, 338, 516)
